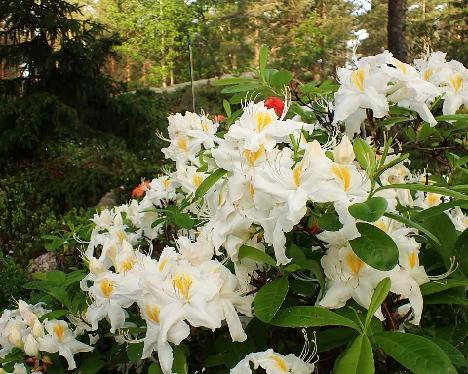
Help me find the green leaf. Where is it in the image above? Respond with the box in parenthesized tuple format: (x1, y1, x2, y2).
(424, 288, 468, 305)
(316, 328, 358, 352)
(79, 353, 106, 374)
(317, 209, 343, 231)
(270, 70, 292, 89)
(171, 211, 195, 229)
(259, 45, 269, 81)
(334, 335, 374, 374)
(127, 342, 143, 362)
(148, 363, 164, 374)
(435, 114, 468, 122)
(428, 337, 467, 368)
(223, 99, 231, 117)
(194, 168, 228, 200)
(371, 183, 468, 200)
(221, 82, 263, 94)
(372, 332, 456, 374)
(349, 223, 399, 271)
(172, 345, 188, 374)
(384, 212, 441, 247)
(373, 153, 409, 181)
(454, 228, 468, 277)
(348, 197, 388, 222)
(254, 277, 289, 323)
(353, 138, 376, 173)
(421, 279, 468, 295)
(364, 277, 390, 331)
(238, 245, 276, 267)
(412, 200, 468, 221)
(270, 306, 361, 332)
(380, 116, 409, 128)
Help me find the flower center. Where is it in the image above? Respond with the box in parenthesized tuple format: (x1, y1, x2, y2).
(331, 164, 351, 191)
(53, 324, 65, 342)
(346, 252, 364, 276)
(173, 273, 193, 300)
(351, 68, 365, 92)
(293, 163, 303, 187)
(162, 178, 171, 189)
(177, 137, 188, 151)
(408, 251, 418, 269)
(423, 68, 433, 81)
(449, 73, 462, 93)
(426, 193, 440, 207)
(255, 112, 273, 132)
(192, 174, 204, 188)
(243, 146, 265, 167)
(271, 355, 288, 372)
(145, 304, 160, 324)
(99, 279, 114, 298)
(394, 59, 408, 75)
(119, 257, 135, 273)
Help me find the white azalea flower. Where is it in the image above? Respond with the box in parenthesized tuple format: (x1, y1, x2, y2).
(38, 320, 93, 370)
(231, 348, 314, 374)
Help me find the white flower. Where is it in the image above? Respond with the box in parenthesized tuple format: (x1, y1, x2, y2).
(231, 349, 314, 374)
(39, 320, 93, 370)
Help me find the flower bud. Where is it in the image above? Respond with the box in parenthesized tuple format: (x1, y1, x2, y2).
(23, 334, 39, 357)
(333, 135, 355, 165)
(32, 319, 44, 338)
(8, 325, 23, 348)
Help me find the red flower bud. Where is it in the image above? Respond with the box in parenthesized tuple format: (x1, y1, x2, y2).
(214, 114, 225, 123)
(265, 96, 285, 117)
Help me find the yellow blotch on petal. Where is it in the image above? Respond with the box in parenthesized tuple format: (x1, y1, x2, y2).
(243, 146, 265, 167)
(427, 193, 440, 207)
(145, 304, 160, 324)
(247, 181, 255, 199)
(173, 274, 193, 300)
(374, 220, 388, 233)
(53, 324, 65, 342)
(408, 251, 418, 269)
(255, 112, 273, 132)
(351, 68, 365, 92)
(346, 252, 365, 276)
(159, 258, 169, 271)
(192, 174, 204, 188)
(176, 137, 188, 152)
(331, 164, 351, 191)
(119, 257, 135, 273)
(293, 163, 303, 187)
(271, 355, 288, 372)
(201, 121, 209, 132)
(423, 69, 433, 81)
(449, 73, 463, 93)
(99, 279, 114, 299)
(162, 179, 171, 189)
(394, 59, 408, 75)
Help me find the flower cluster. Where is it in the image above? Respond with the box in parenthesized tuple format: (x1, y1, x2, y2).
(334, 51, 467, 136)
(0, 301, 92, 371)
(1, 50, 466, 373)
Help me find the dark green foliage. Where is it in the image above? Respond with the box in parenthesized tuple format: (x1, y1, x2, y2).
(0, 252, 28, 309)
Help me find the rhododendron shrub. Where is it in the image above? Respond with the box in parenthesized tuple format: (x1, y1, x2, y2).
(1, 47, 467, 374)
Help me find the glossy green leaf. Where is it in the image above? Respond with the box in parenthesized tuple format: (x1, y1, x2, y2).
(421, 279, 468, 295)
(364, 277, 390, 331)
(194, 168, 228, 199)
(148, 363, 163, 374)
(270, 306, 361, 332)
(254, 277, 289, 322)
(372, 332, 456, 374)
(349, 223, 399, 271)
(384, 212, 441, 247)
(238, 245, 277, 267)
(348, 197, 388, 222)
(270, 70, 292, 89)
(371, 183, 468, 200)
(173, 345, 188, 374)
(259, 45, 268, 81)
(334, 335, 374, 374)
(353, 138, 376, 173)
(454, 228, 468, 277)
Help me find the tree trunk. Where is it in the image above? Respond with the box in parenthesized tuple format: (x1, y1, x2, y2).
(388, 0, 408, 62)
